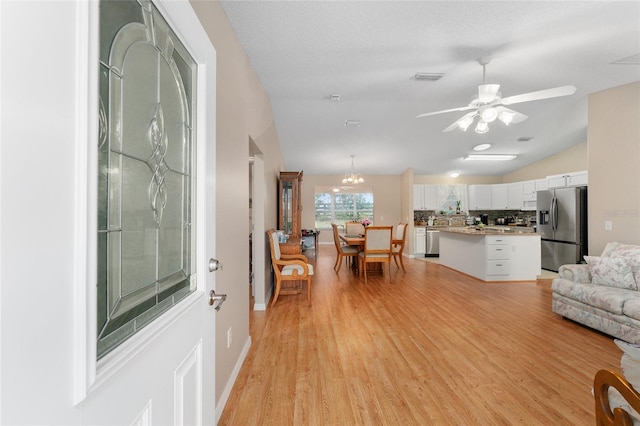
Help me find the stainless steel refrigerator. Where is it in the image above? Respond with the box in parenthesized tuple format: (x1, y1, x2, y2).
(537, 187, 588, 271)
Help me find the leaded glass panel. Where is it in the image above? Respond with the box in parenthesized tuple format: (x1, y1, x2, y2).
(97, 0, 197, 359)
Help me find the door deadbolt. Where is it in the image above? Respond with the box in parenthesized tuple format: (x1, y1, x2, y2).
(209, 258, 223, 272)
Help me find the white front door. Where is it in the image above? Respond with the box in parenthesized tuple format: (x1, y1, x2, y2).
(0, 0, 218, 424)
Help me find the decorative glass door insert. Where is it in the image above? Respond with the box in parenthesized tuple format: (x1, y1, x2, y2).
(98, 0, 197, 358)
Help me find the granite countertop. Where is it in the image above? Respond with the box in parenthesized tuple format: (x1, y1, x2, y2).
(439, 226, 538, 236)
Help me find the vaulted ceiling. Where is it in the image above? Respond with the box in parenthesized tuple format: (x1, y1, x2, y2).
(221, 1, 640, 177)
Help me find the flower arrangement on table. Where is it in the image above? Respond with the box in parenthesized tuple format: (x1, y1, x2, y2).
(360, 218, 372, 227)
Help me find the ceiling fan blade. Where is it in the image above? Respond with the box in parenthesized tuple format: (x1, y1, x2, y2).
(416, 105, 474, 119)
(494, 106, 528, 124)
(443, 111, 477, 133)
(478, 84, 500, 103)
(501, 85, 577, 105)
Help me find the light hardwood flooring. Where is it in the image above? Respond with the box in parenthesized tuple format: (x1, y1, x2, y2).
(220, 245, 620, 425)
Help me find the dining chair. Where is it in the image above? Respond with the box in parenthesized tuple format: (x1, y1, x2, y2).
(358, 225, 393, 284)
(345, 221, 365, 235)
(594, 368, 640, 426)
(331, 224, 359, 273)
(392, 223, 408, 272)
(266, 230, 313, 306)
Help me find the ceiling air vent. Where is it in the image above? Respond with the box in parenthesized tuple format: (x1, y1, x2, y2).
(517, 136, 533, 142)
(344, 120, 361, 127)
(412, 73, 444, 81)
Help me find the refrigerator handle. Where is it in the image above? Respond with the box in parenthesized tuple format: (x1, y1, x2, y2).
(551, 197, 558, 232)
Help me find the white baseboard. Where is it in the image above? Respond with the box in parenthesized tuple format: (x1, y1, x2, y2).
(215, 335, 251, 423)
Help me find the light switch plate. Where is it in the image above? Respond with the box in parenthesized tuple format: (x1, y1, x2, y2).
(605, 221, 613, 231)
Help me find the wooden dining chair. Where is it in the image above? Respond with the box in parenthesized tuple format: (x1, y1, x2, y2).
(358, 225, 393, 284)
(266, 230, 313, 306)
(331, 223, 359, 273)
(594, 369, 640, 425)
(392, 223, 408, 272)
(345, 221, 365, 235)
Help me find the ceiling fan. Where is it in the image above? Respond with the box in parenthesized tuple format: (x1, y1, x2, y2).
(416, 58, 577, 134)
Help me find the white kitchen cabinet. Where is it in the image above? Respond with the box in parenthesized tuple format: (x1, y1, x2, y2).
(413, 184, 438, 210)
(566, 170, 588, 187)
(536, 179, 548, 191)
(521, 180, 537, 211)
(522, 180, 536, 201)
(423, 185, 438, 209)
(468, 185, 492, 210)
(439, 232, 541, 281)
(414, 228, 426, 255)
(491, 184, 508, 210)
(547, 170, 588, 188)
(507, 182, 523, 209)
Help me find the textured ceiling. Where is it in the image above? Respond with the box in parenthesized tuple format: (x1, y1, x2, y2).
(221, 1, 640, 177)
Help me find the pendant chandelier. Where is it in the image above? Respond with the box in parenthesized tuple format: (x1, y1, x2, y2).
(342, 155, 364, 184)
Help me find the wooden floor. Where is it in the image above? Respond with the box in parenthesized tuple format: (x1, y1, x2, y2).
(220, 245, 621, 425)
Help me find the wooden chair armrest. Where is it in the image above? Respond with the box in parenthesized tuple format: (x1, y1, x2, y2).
(595, 369, 640, 426)
(275, 259, 308, 268)
(281, 253, 309, 262)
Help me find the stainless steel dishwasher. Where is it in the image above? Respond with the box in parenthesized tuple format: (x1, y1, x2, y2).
(426, 228, 440, 257)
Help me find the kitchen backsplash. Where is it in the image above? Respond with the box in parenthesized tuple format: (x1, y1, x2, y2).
(414, 210, 536, 226)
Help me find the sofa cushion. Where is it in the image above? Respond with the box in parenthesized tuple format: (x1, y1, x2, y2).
(624, 299, 640, 322)
(584, 255, 637, 290)
(552, 278, 635, 314)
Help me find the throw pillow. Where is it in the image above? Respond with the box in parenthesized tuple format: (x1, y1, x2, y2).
(601, 242, 622, 257)
(584, 255, 637, 290)
(612, 244, 640, 285)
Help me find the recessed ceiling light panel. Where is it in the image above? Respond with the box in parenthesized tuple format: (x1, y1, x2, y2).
(464, 154, 517, 161)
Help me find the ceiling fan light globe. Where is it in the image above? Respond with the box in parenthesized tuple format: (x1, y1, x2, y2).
(481, 107, 498, 123)
(475, 120, 489, 134)
(499, 111, 515, 125)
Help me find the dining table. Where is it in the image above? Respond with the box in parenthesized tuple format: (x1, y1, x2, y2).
(339, 233, 403, 247)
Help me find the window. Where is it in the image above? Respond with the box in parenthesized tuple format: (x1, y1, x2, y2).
(97, 0, 197, 359)
(315, 192, 374, 229)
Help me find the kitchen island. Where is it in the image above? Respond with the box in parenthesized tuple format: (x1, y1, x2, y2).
(439, 227, 541, 282)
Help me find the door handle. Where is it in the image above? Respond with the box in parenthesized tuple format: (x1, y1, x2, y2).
(209, 290, 227, 311)
(209, 258, 223, 272)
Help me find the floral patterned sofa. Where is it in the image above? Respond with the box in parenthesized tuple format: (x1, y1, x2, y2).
(552, 242, 640, 344)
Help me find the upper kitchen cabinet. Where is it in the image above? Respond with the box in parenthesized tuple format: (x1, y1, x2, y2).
(278, 171, 303, 237)
(546, 170, 588, 189)
(522, 179, 547, 210)
(507, 182, 523, 210)
(413, 184, 438, 210)
(468, 185, 492, 210)
(491, 184, 509, 210)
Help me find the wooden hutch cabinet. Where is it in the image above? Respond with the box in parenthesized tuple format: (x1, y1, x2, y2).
(278, 171, 303, 238)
